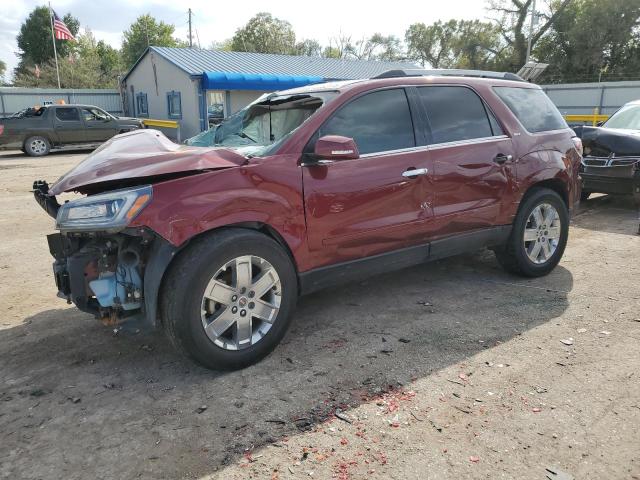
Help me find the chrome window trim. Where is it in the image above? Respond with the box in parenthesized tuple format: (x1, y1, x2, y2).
(358, 135, 510, 158)
(427, 135, 509, 151)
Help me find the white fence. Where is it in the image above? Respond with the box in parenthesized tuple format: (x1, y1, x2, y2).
(0, 88, 123, 117)
(541, 81, 640, 116)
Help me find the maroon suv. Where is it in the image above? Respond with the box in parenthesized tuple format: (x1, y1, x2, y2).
(34, 69, 582, 370)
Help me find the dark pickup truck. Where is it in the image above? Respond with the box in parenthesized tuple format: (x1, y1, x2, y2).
(0, 104, 143, 156)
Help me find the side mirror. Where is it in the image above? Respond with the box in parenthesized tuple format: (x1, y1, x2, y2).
(313, 135, 359, 161)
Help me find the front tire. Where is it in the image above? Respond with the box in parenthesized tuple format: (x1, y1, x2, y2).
(494, 188, 569, 277)
(24, 136, 50, 157)
(160, 229, 297, 370)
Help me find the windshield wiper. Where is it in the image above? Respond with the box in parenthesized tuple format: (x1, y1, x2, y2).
(236, 132, 257, 143)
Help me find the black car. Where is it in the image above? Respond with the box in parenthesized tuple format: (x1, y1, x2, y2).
(0, 104, 143, 157)
(573, 100, 640, 200)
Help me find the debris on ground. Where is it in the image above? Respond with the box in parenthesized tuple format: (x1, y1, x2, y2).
(560, 338, 574, 346)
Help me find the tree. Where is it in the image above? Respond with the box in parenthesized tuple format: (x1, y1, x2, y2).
(14, 30, 122, 88)
(405, 20, 460, 67)
(406, 20, 501, 69)
(15, 6, 79, 77)
(295, 39, 323, 57)
(0, 60, 5, 82)
(343, 34, 405, 61)
(230, 13, 296, 54)
(122, 14, 184, 68)
(487, 0, 572, 71)
(535, 0, 640, 82)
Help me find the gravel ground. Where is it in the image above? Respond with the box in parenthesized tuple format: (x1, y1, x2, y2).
(0, 150, 638, 480)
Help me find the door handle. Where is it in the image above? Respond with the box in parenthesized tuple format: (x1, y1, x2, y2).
(494, 153, 513, 164)
(402, 168, 429, 178)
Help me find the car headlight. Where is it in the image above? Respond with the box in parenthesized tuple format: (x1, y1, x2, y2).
(56, 185, 152, 233)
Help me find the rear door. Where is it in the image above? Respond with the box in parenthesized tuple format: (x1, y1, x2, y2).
(302, 88, 435, 266)
(53, 107, 85, 144)
(81, 107, 117, 142)
(416, 85, 516, 237)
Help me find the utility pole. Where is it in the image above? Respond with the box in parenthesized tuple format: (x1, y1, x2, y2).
(525, 0, 537, 64)
(188, 8, 193, 48)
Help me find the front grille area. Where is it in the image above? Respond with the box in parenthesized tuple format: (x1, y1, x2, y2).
(582, 156, 640, 168)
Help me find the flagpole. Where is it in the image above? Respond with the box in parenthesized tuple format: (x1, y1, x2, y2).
(48, 2, 61, 88)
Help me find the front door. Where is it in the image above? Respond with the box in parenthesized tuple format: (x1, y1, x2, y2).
(81, 107, 117, 142)
(53, 107, 85, 144)
(302, 88, 435, 267)
(415, 85, 516, 237)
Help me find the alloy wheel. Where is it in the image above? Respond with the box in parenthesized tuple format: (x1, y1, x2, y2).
(30, 138, 47, 154)
(523, 203, 562, 264)
(200, 255, 282, 350)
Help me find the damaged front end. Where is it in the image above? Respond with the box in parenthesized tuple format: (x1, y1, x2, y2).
(574, 125, 640, 196)
(34, 179, 175, 326)
(32, 129, 247, 326)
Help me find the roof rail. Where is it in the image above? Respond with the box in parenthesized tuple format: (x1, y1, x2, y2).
(374, 69, 524, 82)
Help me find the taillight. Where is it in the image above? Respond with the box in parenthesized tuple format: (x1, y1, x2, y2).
(572, 137, 583, 157)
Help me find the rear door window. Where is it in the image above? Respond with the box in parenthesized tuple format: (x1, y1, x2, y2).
(494, 87, 568, 133)
(55, 107, 79, 122)
(417, 86, 494, 144)
(319, 88, 415, 155)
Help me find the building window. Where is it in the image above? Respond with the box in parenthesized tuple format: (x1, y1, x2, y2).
(167, 91, 182, 119)
(136, 93, 148, 117)
(207, 90, 225, 127)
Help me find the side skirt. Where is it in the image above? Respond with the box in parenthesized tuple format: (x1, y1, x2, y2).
(299, 225, 511, 295)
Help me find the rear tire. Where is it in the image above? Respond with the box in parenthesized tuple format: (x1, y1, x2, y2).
(160, 229, 297, 370)
(494, 188, 569, 277)
(24, 136, 50, 157)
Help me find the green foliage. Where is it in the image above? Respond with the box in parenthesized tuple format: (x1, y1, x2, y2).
(488, 0, 572, 71)
(15, 6, 80, 77)
(535, 0, 640, 82)
(231, 13, 296, 54)
(295, 39, 323, 57)
(14, 30, 122, 88)
(121, 14, 183, 68)
(406, 20, 501, 69)
(0, 59, 5, 80)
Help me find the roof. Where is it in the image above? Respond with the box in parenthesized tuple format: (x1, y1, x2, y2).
(124, 46, 418, 82)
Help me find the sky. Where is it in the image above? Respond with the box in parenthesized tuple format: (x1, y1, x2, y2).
(0, 0, 489, 79)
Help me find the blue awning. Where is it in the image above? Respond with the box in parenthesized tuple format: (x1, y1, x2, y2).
(202, 71, 324, 91)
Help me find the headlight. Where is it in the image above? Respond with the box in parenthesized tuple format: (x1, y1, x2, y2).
(56, 185, 152, 233)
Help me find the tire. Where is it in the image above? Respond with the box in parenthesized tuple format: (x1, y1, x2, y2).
(580, 190, 591, 202)
(24, 136, 51, 157)
(160, 229, 298, 370)
(494, 188, 569, 277)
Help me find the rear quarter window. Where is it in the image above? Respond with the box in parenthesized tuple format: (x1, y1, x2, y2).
(493, 87, 568, 133)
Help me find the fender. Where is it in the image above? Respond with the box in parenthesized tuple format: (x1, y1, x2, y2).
(131, 153, 311, 270)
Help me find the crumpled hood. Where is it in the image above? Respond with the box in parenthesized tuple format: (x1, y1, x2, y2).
(49, 129, 247, 195)
(573, 125, 640, 157)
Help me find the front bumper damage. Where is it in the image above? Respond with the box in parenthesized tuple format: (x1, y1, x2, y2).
(580, 156, 640, 195)
(35, 181, 176, 326)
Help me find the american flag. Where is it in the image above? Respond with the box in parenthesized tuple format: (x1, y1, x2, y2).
(52, 10, 75, 41)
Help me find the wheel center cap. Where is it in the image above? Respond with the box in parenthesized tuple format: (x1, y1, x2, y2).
(238, 297, 248, 307)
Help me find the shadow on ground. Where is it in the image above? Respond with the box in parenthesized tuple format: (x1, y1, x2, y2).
(0, 251, 573, 480)
(573, 194, 639, 236)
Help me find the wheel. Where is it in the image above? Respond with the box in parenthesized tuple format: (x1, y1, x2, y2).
(24, 136, 51, 157)
(580, 191, 591, 202)
(494, 188, 569, 277)
(160, 229, 297, 370)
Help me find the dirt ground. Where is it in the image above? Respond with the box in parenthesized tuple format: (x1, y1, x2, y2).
(0, 150, 639, 480)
